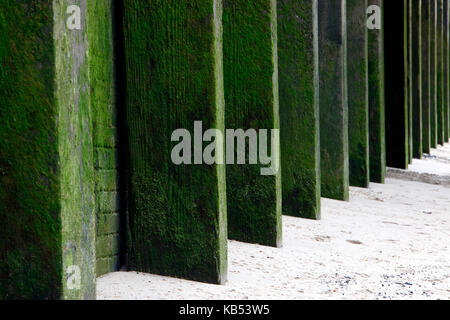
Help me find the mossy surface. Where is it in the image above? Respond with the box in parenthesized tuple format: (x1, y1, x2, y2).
(87, 0, 124, 277)
(407, 0, 413, 163)
(53, 0, 96, 300)
(0, 0, 96, 299)
(347, 0, 369, 188)
(422, 0, 431, 154)
(123, 0, 227, 284)
(444, 0, 449, 142)
(278, 0, 320, 219)
(0, 0, 61, 299)
(318, 0, 349, 201)
(437, 0, 445, 145)
(410, 0, 423, 159)
(385, 0, 409, 169)
(430, 0, 438, 148)
(368, 0, 386, 183)
(223, 0, 282, 246)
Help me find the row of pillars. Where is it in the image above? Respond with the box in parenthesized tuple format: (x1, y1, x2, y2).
(385, 0, 450, 169)
(0, 0, 447, 299)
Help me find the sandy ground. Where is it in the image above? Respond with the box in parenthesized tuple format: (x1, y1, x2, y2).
(97, 144, 450, 300)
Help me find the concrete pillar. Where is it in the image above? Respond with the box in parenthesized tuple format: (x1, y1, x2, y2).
(407, 0, 414, 163)
(89, 1, 125, 277)
(278, 0, 320, 219)
(0, 1, 96, 299)
(347, 0, 369, 188)
(319, 0, 349, 200)
(385, 0, 410, 169)
(123, 0, 227, 284)
(368, 0, 386, 183)
(437, 0, 445, 144)
(445, 0, 450, 141)
(431, 0, 439, 147)
(223, 0, 282, 247)
(422, 0, 432, 154)
(411, 0, 423, 159)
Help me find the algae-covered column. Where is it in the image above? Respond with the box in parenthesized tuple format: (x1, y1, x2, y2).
(278, 0, 320, 219)
(368, 0, 386, 183)
(437, 0, 445, 144)
(422, 0, 431, 154)
(223, 0, 282, 246)
(431, 0, 438, 147)
(123, 0, 228, 284)
(0, 1, 95, 299)
(88, 1, 125, 277)
(366, 0, 386, 183)
(406, 0, 413, 163)
(385, 0, 410, 169)
(411, 0, 423, 159)
(444, 0, 450, 141)
(319, 0, 349, 200)
(347, 0, 369, 188)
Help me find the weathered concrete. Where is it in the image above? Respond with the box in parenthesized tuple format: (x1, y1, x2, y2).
(422, 0, 431, 154)
(431, 0, 439, 148)
(122, 0, 228, 284)
(347, 0, 369, 188)
(0, 1, 96, 299)
(411, 0, 423, 159)
(319, 0, 349, 200)
(385, 0, 410, 169)
(368, 0, 386, 183)
(278, 0, 320, 219)
(223, 0, 282, 247)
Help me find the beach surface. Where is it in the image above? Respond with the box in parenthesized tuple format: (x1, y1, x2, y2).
(97, 144, 450, 300)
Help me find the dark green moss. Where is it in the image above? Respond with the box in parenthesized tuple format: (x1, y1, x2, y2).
(347, 0, 369, 188)
(437, 0, 445, 145)
(422, 0, 431, 154)
(443, 0, 449, 142)
(410, 0, 423, 159)
(87, 0, 124, 277)
(278, 0, 320, 219)
(430, 0, 438, 148)
(0, 0, 61, 299)
(368, 0, 386, 183)
(0, 0, 96, 299)
(318, 0, 349, 201)
(123, 0, 227, 284)
(407, 0, 413, 163)
(223, 0, 282, 246)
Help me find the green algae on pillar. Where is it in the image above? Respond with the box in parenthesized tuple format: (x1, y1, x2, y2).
(407, 0, 413, 163)
(87, 0, 125, 277)
(0, 0, 96, 299)
(444, 0, 450, 142)
(223, 0, 282, 246)
(384, 0, 410, 169)
(431, 0, 438, 147)
(411, 0, 423, 159)
(123, 0, 228, 284)
(278, 0, 320, 219)
(422, 0, 431, 154)
(368, 0, 386, 183)
(347, 0, 370, 188)
(319, 0, 349, 201)
(437, 0, 445, 145)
